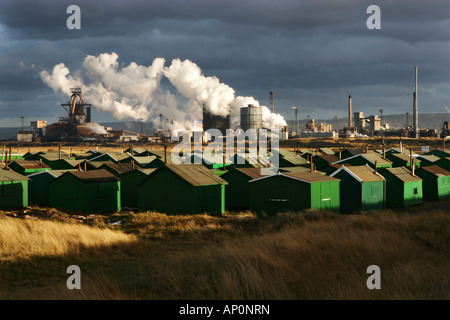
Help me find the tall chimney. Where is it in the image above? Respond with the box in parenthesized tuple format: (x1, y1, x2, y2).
(413, 66, 419, 138)
(399, 138, 403, 153)
(9, 146, 12, 162)
(310, 155, 314, 172)
(86, 106, 91, 123)
(348, 95, 352, 127)
(270, 91, 274, 113)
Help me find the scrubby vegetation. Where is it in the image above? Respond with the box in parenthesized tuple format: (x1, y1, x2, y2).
(1, 201, 449, 300)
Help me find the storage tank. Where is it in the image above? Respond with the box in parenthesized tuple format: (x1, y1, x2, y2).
(240, 104, 263, 131)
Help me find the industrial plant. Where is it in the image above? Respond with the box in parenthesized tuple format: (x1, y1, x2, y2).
(11, 65, 449, 144)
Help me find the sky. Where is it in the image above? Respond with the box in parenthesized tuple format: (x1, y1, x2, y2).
(0, 0, 449, 128)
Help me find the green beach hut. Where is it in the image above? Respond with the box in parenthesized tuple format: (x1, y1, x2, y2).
(248, 171, 340, 215)
(50, 169, 121, 213)
(118, 168, 156, 208)
(8, 159, 51, 176)
(415, 165, 450, 201)
(379, 167, 423, 208)
(220, 167, 266, 209)
(138, 164, 228, 215)
(330, 165, 385, 213)
(0, 168, 29, 209)
(26, 169, 76, 206)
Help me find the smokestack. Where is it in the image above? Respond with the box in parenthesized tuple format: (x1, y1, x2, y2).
(374, 160, 378, 173)
(131, 160, 135, 170)
(270, 91, 274, 113)
(348, 95, 352, 127)
(310, 155, 314, 172)
(9, 146, 11, 162)
(5, 150, 8, 169)
(399, 138, 403, 153)
(86, 107, 91, 122)
(411, 158, 415, 176)
(339, 147, 342, 160)
(84, 159, 87, 171)
(413, 66, 419, 138)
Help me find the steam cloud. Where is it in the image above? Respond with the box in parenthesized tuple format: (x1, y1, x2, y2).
(40, 53, 287, 132)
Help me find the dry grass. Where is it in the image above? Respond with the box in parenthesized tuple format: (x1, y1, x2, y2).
(0, 205, 449, 300)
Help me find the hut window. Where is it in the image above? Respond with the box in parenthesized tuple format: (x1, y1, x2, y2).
(413, 188, 418, 195)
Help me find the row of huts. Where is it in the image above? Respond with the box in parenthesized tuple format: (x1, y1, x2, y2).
(1, 146, 449, 215)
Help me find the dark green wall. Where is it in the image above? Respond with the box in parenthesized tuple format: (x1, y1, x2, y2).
(138, 168, 225, 215)
(249, 175, 340, 215)
(0, 180, 28, 209)
(50, 174, 121, 212)
(28, 173, 54, 206)
(119, 170, 148, 208)
(221, 170, 251, 209)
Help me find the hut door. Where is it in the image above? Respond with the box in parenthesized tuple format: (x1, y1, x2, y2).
(320, 182, 332, 210)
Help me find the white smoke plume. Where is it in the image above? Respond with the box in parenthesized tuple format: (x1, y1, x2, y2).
(85, 122, 108, 134)
(40, 53, 287, 131)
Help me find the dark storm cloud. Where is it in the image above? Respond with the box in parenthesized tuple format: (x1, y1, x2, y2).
(0, 0, 449, 127)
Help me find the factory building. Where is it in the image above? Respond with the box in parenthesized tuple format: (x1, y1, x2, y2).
(203, 105, 230, 136)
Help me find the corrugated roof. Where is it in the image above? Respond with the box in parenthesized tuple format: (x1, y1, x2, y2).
(279, 166, 327, 175)
(9, 159, 51, 169)
(101, 162, 136, 173)
(420, 165, 450, 177)
(388, 153, 421, 163)
(278, 148, 300, 158)
(278, 155, 308, 165)
(88, 152, 131, 162)
(233, 167, 268, 180)
(0, 168, 29, 181)
(164, 164, 228, 186)
(334, 153, 392, 165)
(342, 149, 365, 156)
(316, 154, 340, 163)
(319, 147, 335, 155)
(138, 168, 158, 175)
(64, 169, 120, 183)
(382, 167, 422, 182)
(233, 154, 272, 167)
(26, 169, 77, 179)
(282, 171, 340, 183)
(416, 155, 440, 162)
(331, 165, 385, 182)
(130, 155, 158, 165)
